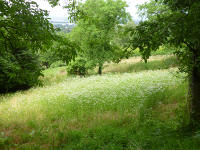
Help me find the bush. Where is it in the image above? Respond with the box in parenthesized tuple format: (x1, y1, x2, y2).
(67, 57, 93, 76)
(132, 45, 175, 57)
(50, 61, 66, 68)
(0, 49, 42, 93)
(39, 50, 59, 69)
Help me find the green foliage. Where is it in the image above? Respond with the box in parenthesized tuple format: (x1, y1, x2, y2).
(50, 33, 78, 64)
(69, 0, 131, 74)
(67, 56, 94, 76)
(137, 0, 169, 20)
(131, 0, 200, 124)
(0, 49, 42, 93)
(47, 0, 60, 7)
(39, 50, 59, 68)
(0, 0, 55, 92)
(113, 21, 137, 61)
(132, 0, 200, 72)
(39, 33, 78, 69)
(50, 61, 66, 68)
(132, 45, 175, 56)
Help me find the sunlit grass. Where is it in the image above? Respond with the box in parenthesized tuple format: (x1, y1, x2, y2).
(0, 56, 199, 150)
(104, 55, 177, 74)
(0, 69, 190, 149)
(40, 66, 67, 86)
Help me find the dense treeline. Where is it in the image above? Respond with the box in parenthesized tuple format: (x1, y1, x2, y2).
(132, 0, 200, 126)
(0, 0, 135, 92)
(0, 0, 55, 92)
(1, 0, 200, 127)
(0, 0, 77, 92)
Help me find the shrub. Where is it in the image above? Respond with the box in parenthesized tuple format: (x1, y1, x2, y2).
(50, 61, 66, 68)
(39, 50, 59, 69)
(67, 57, 93, 76)
(0, 49, 42, 93)
(0, 0, 55, 93)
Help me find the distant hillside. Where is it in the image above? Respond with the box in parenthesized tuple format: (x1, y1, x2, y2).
(49, 17, 139, 33)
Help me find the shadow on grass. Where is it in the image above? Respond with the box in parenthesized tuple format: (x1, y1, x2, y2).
(104, 56, 178, 74)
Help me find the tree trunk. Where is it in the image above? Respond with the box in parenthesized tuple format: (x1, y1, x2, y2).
(98, 65, 102, 75)
(189, 65, 200, 125)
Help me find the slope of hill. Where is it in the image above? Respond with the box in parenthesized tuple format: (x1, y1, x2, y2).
(0, 56, 199, 150)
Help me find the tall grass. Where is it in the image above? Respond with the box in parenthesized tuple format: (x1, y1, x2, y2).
(104, 55, 177, 74)
(40, 66, 67, 86)
(1, 67, 197, 150)
(0, 56, 199, 150)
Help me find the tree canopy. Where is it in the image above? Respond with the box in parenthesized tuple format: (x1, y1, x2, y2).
(0, 0, 55, 92)
(130, 0, 200, 125)
(69, 0, 130, 75)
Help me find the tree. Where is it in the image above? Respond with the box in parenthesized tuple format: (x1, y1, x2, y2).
(0, 0, 55, 92)
(113, 21, 137, 61)
(70, 0, 130, 75)
(40, 33, 78, 68)
(130, 0, 200, 126)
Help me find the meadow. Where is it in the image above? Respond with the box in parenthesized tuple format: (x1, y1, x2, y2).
(0, 55, 200, 150)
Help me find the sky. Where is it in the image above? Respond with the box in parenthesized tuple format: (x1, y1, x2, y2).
(33, 0, 149, 21)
